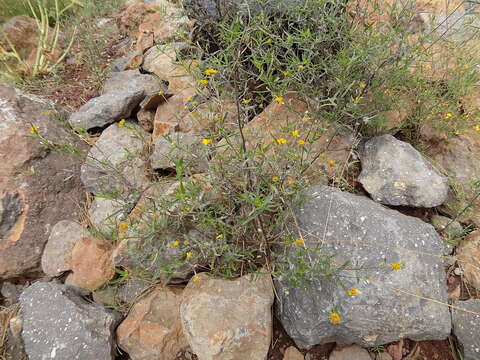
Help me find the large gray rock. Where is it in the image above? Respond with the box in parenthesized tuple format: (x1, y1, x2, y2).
(69, 90, 145, 130)
(19, 281, 120, 360)
(102, 69, 163, 95)
(81, 122, 150, 194)
(41, 220, 89, 277)
(359, 135, 448, 207)
(275, 185, 451, 349)
(452, 299, 480, 360)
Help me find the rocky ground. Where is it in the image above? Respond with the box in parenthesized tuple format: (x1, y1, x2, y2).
(1, 0, 480, 360)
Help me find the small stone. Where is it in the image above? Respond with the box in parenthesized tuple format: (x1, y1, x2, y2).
(116, 279, 151, 303)
(180, 272, 274, 360)
(452, 299, 480, 360)
(329, 345, 371, 360)
(102, 69, 162, 96)
(284, 346, 304, 360)
(137, 108, 156, 132)
(359, 134, 449, 207)
(80, 122, 150, 194)
(41, 220, 88, 276)
(456, 230, 480, 290)
(88, 197, 126, 234)
(0, 282, 22, 303)
(117, 286, 189, 360)
(65, 237, 115, 291)
(19, 282, 120, 360)
(150, 132, 207, 172)
(69, 90, 145, 130)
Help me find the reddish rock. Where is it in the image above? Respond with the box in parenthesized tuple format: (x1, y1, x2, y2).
(66, 237, 114, 291)
(283, 346, 304, 360)
(180, 273, 274, 360)
(0, 85, 86, 279)
(456, 230, 480, 290)
(1, 16, 38, 58)
(117, 286, 189, 360)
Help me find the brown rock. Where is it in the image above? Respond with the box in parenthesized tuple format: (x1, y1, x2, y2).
(180, 272, 274, 360)
(118, 2, 158, 33)
(66, 237, 114, 291)
(427, 130, 480, 226)
(456, 230, 480, 290)
(1, 16, 38, 58)
(179, 101, 238, 135)
(0, 85, 86, 280)
(117, 286, 189, 360)
(329, 344, 372, 360)
(137, 108, 156, 132)
(284, 346, 304, 360)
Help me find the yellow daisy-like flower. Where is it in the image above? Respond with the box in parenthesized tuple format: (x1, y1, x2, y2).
(199, 79, 209, 86)
(294, 238, 304, 246)
(475, 125, 480, 131)
(390, 263, 403, 270)
(172, 240, 180, 247)
(184, 240, 190, 246)
(118, 119, 126, 127)
(215, 234, 223, 240)
(347, 288, 361, 296)
(202, 138, 212, 145)
(328, 160, 336, 168)
(292, 130, 299, 137)
(272, 176, 280, 183)
(359, 82, 367, 89)
(119, 222, 128, 232)
(30, 125, 40, 134)
(242, 98, 253, 104)
(329, 312, 341, 324)
(266, 38, 273, 44)
(193, 274, 200, 282)
(274, 96, 285, 105)
(158, 90, 165, 96)
(277, 138, 287, 144)
(454, 130, 460, 135)
(445, 113, 453, 119)
(297, 139, 306, 146)
(204, 68, 218, 76)
(302, 116, 311, 123)
(286, 179, 294, 186)
(186, 252, 193, 259)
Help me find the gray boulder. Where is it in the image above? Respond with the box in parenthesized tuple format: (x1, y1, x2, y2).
(69, 90, 144, 130)
(19, 281, 120, 360)
(452, 299, 480, 360)
(81, 122, 150, 194)
(275, 185, 451, 349)
(102, 69, 163, 95)
(359, 135, 448, 207)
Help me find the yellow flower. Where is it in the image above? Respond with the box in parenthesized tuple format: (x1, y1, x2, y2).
(328, 160, 336, 168)
(359, 81, 367, 89)
(266, 38, 273, 44)
(118, 119, 126, 127)
(294, 238, 304, 246)
(277, 138, 287, 144)
(286, 178, 294, 186)
(193, 274, 200, 282)
(186, 252, 193, 259)
(445, 113, 453, 119)
(390, 263, 403, 270)
(30, 125, 40, 134)
(242, 98, 253, 104)
(298, 65, 305, 70)
(347, 288, 361, 296)
(202, 138, 212, 145)
(191, 101, 199, 106)
(302, 116, 311, 123)
(184, 240, 190, 246)
(119, 222, 128, 232)
(204, 68, 218, 76)
(274, 96, 285, 105)
(272, 176, 280, 183)
(42, 109, 53, 116)
(319, 153, 326, 159)
(215, 234, 223, 240)
(373, 32, 381, 38)
(329, 312, 341, 324)
(199, 79, 209, 86)
(172, 240, 180, 247)
(475, 125, 480, 131)
(454, 130, 460, 135)
(297, 139, 306, 146)
(292, 130, 299, 137)
(158, 90, 165, 95)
